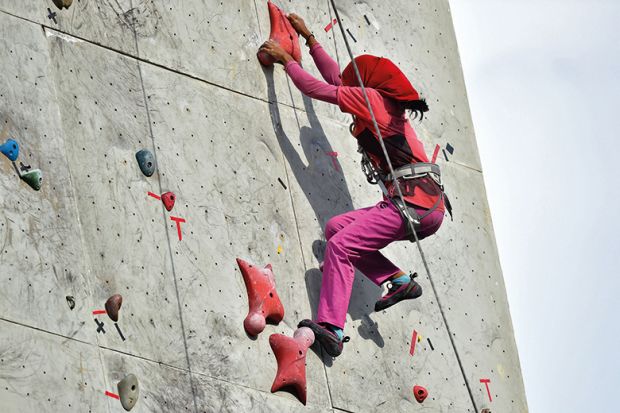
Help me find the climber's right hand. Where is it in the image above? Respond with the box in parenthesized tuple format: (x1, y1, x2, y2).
(287, 13, 312, 39)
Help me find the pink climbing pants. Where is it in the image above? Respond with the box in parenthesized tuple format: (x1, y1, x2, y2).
(316, 200, 444, 329)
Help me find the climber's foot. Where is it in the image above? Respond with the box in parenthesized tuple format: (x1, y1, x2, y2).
(298, 319, 349, 358)
(374, 275, 423, 312)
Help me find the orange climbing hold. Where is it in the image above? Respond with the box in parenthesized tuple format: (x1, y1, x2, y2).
(269, 327, 315, 405)
(257, 1, 302, 66)
(413, 385, 428, 403)
(236, 258, 285, 336)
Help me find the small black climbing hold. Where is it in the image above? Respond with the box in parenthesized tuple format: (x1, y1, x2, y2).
(427, 337, 434, 351)
(364, 15, 371, 25)
(277, 177, 287, 190)
(446, 142, 454, 155)
(117, 374, 139, 411)
(66, 296, 75, 310)
(20, 169, 42, 191)
(0, 138, 19, 161)
(135, 149, 156, 177)
(52, 0, 73, 10)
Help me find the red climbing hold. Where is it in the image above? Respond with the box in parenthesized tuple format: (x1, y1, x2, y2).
(236, 258, 284, 336)
(105, 294, 123, 322)
(257, 1, 302, 66)
(269, 327, 315, 405)
(413, 385, 428, 403)
(161, 191, 175, 212)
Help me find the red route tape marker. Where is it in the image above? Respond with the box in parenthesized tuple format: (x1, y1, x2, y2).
(92, 310, 106, 315)
(324, 18, 338, 32)
(480, 378, 492, 402)
(148, 191, 161, 200)
(105, 391, 120, 400)
(431, 144, 440, 163)
(170, 216, 186, 241)
(410, 330, 418, 356)
(326, 151, 340, 171)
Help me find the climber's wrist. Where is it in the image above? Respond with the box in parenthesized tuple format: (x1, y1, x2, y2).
(305, 34, 317, 47)
(280, 53, 295, 64)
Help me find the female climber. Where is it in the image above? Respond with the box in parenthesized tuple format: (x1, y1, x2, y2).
(259, 14, 448, 358)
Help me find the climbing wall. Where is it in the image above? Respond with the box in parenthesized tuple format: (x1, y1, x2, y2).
(0, 1, 527, 412)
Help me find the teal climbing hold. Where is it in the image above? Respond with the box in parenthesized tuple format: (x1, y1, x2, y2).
(20, 169, 42, 191)
(0, 138, 19, 162)
(135, 149, 156, 177)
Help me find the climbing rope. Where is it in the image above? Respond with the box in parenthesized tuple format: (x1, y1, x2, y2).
(328, 2, 478, 410)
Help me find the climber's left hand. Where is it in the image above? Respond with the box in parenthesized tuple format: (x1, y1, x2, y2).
(259, 40, 294, 64)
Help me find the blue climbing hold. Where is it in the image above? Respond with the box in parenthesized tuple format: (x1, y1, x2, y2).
(0, 139, 19, 161)
(135, 149, 156, 177)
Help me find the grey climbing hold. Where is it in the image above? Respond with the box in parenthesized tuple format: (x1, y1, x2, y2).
(135, 149, 156, 177)
(0, 138, 19, 161)
(52, 0, 73, 10)
(105, 294, 123, 322)
(117, 374, 139, 411)
(20, 169, 42, 191)
(66, 296, 75, 310)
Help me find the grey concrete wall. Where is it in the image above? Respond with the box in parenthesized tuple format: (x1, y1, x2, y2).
(0, 1, 527, 412)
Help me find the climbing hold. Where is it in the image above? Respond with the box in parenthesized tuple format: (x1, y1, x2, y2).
(269, 327, 315, 405)
(161, 191, 175, 212)
(52, 0, 73, 9)
(0, 138, 19, 161)
(481, 409, 492, 413)
(257, 1, 302, 66)
(66, 296, 75, 310)
(135, 149, 156, 177)
(105, 294, 123, 322)
(20, 169, 42, 191)
(413, 385, 428, 403)
(117, 374, 139, 411)
(236, 258, 285, 336)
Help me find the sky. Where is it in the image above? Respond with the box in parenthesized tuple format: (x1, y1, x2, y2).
(449, 0, 620, 411)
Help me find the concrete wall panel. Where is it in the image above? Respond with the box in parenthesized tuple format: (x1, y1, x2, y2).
(139, 61, 331, 408)
(46, 30, 188, 368)
(0, 1, 527, 412)
(0, 12, 96, 342)
(0, 0, 136, 54)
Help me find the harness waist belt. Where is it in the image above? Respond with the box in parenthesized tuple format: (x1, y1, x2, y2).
(385, 162, 441, 182)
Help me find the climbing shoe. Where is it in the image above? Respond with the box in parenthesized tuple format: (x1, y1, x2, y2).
(298, 319, 349, 358)
(374, 273, 422, 312)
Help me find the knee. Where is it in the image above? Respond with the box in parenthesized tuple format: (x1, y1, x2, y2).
(325, 216, 343, 240)
(325, 232, 355, 258)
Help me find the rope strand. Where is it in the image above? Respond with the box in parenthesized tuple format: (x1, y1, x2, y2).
(327, 1, 478, 410)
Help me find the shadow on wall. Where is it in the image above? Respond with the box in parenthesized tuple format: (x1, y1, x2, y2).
(262, 67, 387, 359)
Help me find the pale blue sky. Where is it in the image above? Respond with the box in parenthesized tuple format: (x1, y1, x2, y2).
(450, 0, 620, 411)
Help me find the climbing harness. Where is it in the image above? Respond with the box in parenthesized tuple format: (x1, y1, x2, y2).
(357, 141, 452, 240)
(329, 1, 477, 410)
